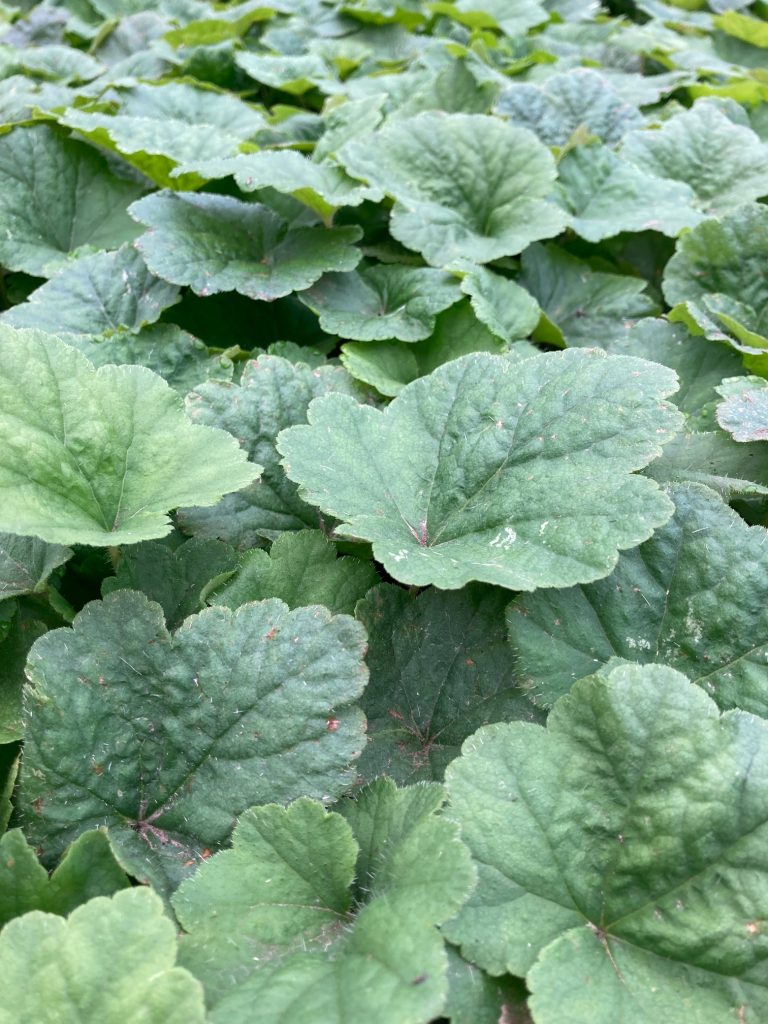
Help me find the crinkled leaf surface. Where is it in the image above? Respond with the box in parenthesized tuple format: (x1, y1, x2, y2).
(0, 534, 71, 599)
(339, 112, 568, 266)
(0, 245, 180, 338)
(173, 782, 474, 1023)
(445, 662, 768, 1023)
(451, 261, 540, 343)
(662, 203, 768, 341)
(355, 583, 543, 783)
(716, 376, 768, 441)
(495, 68, 643, 147)
(557, 144, 702, 242)
(508, 483, 768, 712)
(131, 191, 362, 301)
(210, 530, 378, 615)
(0, 124, 145, 277)
(0, 888, 206, 1024)
(519, 243, 657, 346)
(102, 537, 238, 629)
(622, 101, 768, 214)
(0, 829, 129, 927)
(646, 429, 768, 497)
(278, 349, 681, 590)
(19, 590, 368, 896)
(0, 328, 258, 546)
(178, 354, 360, 548)
(299, 264, 461, 342)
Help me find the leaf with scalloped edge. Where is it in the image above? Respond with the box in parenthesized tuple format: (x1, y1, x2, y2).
(19, 590, 368, 898)
(508, 483, 768, 712)
(0, 328, 258, 547)
(173, 781, 475, 1024)
(0, 888, 206, 1024)
(0, 829, 130, 928)
(131, 191, 362, 302)
(449, 262, 540, 343)
(278, 349, 681, 590)
(445, 662, 768, 1024)
(338, 112, 568, 266)
(716, 376, 768, 442)
(0, 125, 145, 277)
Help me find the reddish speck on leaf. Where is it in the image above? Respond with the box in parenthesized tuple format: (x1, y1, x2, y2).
(265, 627, 278, 640)
(326, 717, 340, 731)
(33, 798, 43, 814)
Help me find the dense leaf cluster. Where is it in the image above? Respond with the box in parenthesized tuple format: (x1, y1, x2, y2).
(1, 0, 768, 1021)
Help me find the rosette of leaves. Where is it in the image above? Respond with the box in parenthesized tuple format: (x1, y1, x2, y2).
(172, 780, 476, 1023)
(445, 662, 768, 1024)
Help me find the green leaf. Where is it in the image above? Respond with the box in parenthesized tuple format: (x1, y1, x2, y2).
(0, 609, 47, 744)
(0, 534, 71, 599)
(19, 590, 368, 896)
(0, 328, 258, 547)
(662, 203, 768, 342)
(0, 888, 206, 1023)
(234, 51, 335, 95)
(173, 782, 475, 1023)
(67, 323, 235, 396)
(0, 829, 130, 928)
(450, 261, 540, 343)
(622, 101, 768, 214)
(495, 68, 643, 147)
(131, 191, 362, 301)
(210, 530, 378, 615)
(716, 377, 768, 442)
(445, 662, 768, 1024)
(520, 243, 657, 346)
(278, 349, 681, 590)
(339, 112, 568, 266)
(444, 946, 531, 1024)
(339, 301, 512, 397)
(508, 483, 768, 713)
(430, 0, 547, 35)
(102, 536, 238, 629)
(0, 744, 17, 835)
(178, 354, 359, 548)
(171, 149, 379, 218)
(557, 144, 702, 242)
(0, 125, 145, 277)
(645, 429, 768, 497)
(355, 583, 543, 783)
(0, 245, 180, 338)
(299, 265, 462, 342)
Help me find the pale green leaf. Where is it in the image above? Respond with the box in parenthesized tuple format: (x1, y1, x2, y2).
(508, 483, 768, 712)
(622, 101, 768, 214)
(234, 51, 336, 95)
(339, 112, 568, 266)
(0, 328, 258, 546)
(716, 376, 768, 441)
(450, 262, 540, 344)
(131, 191, 362, 301)
(0, 829, 129, 928)
(210, 530, 377, 615)
(278, 349, 681, 590)
(0, 888, 206, 1024)
(355, 583, 543, 783)
(645, 429, 768, 497)
(0, 124, 145, 277)
(178, 354, 359, 548)
(300, 264, 462, 342)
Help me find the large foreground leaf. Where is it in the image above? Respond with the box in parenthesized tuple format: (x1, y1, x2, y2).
(278, 349, 681, 590)
(19, 590, 368, 896)
(508, 484, 768, 712)
(131, 191, 362, 301)
(338, 112, 568, 266)
(173, 782, 475, 1023)
(0, 889, 205, 1023)
(0, 124, 144, 277)
(445, 662, 768, 1023)
(0, 328, 257, 546)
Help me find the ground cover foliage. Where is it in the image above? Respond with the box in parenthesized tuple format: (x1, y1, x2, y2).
(2, 0, 768, 1019)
